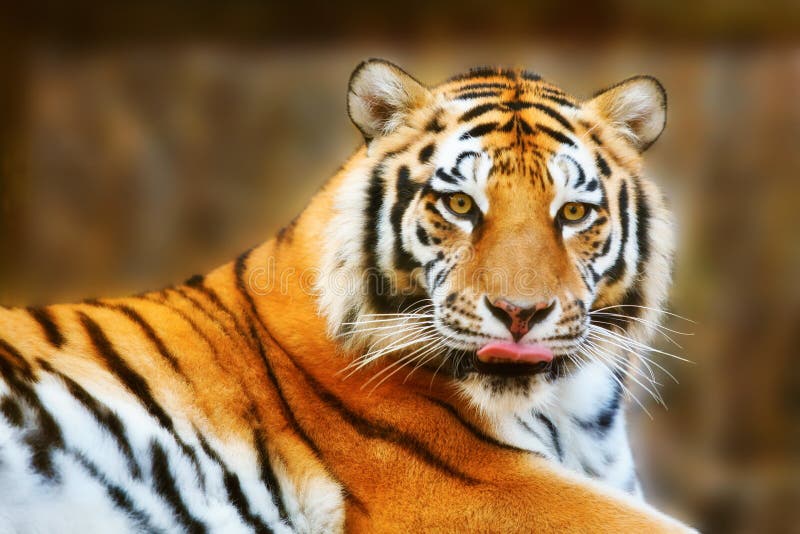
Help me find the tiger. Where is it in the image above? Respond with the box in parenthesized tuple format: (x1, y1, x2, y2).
(0, 59, 693, 532)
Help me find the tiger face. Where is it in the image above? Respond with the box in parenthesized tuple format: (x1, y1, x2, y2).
(320, 60, 672, 412)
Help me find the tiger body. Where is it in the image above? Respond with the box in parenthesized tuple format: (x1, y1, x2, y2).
(0, 61, 691, 532)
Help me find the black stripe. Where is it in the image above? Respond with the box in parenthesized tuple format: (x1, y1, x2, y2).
(539, 88, 578, 109)
(418, 143, 435, 164)
(518, 118, 535, 135)
(454, 82, 510, 92)
(362, 162, 394, 313)
(113, 304, 182, 374)
(248, 322, 322, 458)
(185, 274, 205, 286)
(595, 235, 613, 260)
(78, 312, 205, 485)
(573, 161, 586, 187)
(587, 264, 600, 285)
(140, 294, 228, 372)
(26, 401, 64, 480)
(390, 165, 421, 271)
(596, 152, 611, 177)
(276, 214, 299, 244)
(250, 320, 370, 516)
(27, 307, 65, 349)
(286, 351, 479, 485)
(448, 67, 517, 82)
(196, 432, 276, 534)
(460, 122, 498, 140)
(416, 224, 430, 246)
(70, 451, 157, 532)
(150, 441, 207, 534)
(575, 381, 622, 438)
(423, 396, 533, 454)
(172, 288, 238, 346)
(253, 429, 293, 528)
(579, 269, 594, 291)
(425, 201, 444, 219)
(455, 151, 482, 167)
(536, 124, 575, 147)
(633, 178, 652, 270)
(534, 413, 563, 462)
(607, 180, 653, 326)
(0, 396, 24, 427)
(532, 103, 574, 132)
(435, 168, 460, 184)
(424, 114, 445, 133)
(503, 100, 533, 111)
(455, 91, 502, 100)
(423, 258, 440, 280)
(46, 363, 142, 479)
(80, 311, 176, 431)
(0, 339, 64, 480)
(582, 461, 601, 478)
(604, 182, 630, 283)
(0, 337, 33, 380)
(6, 366, 64, 480)
(189, 282, 251, 345)
(432, 263, 453, 289)
(539, 93, 577, 108)
(598, 173, 610, 209)
(589, 216, 608, 228)
(515, 416, 546, 448)
(459, 103, 499, 122)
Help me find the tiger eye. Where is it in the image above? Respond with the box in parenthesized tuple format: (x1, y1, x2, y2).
(561, 202, 587, 222)
(448, 193, 474, 215)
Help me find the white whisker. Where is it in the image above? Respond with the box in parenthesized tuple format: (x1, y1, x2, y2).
(589, 304, 696, 324)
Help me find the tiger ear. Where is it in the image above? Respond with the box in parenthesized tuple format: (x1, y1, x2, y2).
(587, 76, 667, 152)
(348, 59, 431, 142)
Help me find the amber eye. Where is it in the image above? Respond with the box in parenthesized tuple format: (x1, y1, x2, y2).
(559, 202, 589, 223)
(447, 193, 474, 216)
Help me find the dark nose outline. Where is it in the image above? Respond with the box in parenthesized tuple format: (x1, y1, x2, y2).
(484, 297, 556, 342)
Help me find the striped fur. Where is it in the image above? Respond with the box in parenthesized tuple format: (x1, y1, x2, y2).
(0, 61, 692, 532)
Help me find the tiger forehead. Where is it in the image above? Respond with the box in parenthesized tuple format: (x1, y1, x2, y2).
(438, 68, 561, 91)
(436, 69, 577, 106)
(421, 70, 585, 158)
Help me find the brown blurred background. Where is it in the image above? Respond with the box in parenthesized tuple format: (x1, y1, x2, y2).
(1, 2, 799, 532)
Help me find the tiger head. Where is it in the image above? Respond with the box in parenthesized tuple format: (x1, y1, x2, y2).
(317, 60, 673, 413)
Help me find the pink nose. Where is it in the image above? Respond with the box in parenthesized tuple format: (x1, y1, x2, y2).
(485, 298, 556, 342)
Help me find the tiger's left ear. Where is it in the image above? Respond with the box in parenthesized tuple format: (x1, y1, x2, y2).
(348, 59, 431, 142)
(586, 76, 667, 152)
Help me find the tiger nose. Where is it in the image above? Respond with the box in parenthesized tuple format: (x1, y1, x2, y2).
(484, 297, 556, 342)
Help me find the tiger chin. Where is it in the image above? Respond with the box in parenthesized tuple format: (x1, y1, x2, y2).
(0, 60, 693, 532)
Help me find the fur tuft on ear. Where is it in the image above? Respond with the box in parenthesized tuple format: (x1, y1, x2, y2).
(347, 59, 430, 142)
(588, 76, 667, 152)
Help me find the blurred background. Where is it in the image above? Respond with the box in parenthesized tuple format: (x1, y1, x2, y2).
(1, 2, 799, 532)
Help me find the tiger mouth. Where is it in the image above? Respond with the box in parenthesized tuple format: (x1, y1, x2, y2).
(473, 357, 554, 377)
(449, 351, 570, 378)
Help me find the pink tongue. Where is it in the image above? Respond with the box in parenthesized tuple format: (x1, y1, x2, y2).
(477, 342, 554, 364)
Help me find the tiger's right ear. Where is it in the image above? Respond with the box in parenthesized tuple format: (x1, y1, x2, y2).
(348, 59, 431, 142)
